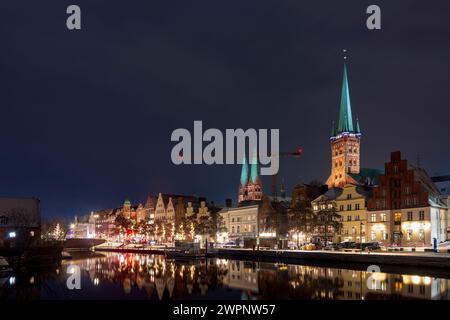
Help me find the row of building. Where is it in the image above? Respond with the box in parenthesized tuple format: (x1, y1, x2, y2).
(70, 63, 450, 249)
(220, 63, 450, 248)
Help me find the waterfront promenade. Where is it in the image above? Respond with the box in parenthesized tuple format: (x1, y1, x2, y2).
(93, 243, 450, 271)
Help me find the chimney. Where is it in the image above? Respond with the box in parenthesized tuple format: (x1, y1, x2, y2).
(225, 198, 232, 207)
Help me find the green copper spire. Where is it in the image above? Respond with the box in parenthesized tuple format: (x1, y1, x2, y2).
(250, 148, 259, 184)
(337, 64, 354, 133)
(355, 117, 361, 134)
(240, 155, 249, 186)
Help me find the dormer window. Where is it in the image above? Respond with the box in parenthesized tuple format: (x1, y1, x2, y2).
(0, 216, 8, 225)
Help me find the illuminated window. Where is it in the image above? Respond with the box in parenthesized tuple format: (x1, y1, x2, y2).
(371, 230, 376, 241)
(371, 214, 376, 223)
(406, 229, 413, 241)
(394, 213, 402, 223)
(419, 229, 424, 241)
(380, 213, 386, 222)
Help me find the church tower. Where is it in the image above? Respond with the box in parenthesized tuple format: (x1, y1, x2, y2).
(326, 64, 362, 188)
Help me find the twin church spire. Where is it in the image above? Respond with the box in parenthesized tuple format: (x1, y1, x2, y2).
(239, 150, 262, 203)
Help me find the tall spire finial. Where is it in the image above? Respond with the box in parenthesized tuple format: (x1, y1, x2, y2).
(355, 116, 361, 134)
(343, 48, 348, 61)
(337, 62, 354, 133)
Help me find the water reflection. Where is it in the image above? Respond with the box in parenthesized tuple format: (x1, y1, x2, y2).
(1, 253, 449, 300)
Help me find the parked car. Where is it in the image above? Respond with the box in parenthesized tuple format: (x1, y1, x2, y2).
(300, 243, 317, 250)
(361, 242, 381, 251)
(0, 256, 13, 276)
(339, 241, 357, 250)
(324, 243, 341, 251)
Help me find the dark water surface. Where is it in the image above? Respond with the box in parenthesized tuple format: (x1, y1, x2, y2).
(1, 252, 449, 300)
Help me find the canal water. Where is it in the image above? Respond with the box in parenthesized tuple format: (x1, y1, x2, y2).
(1, 252, 449, 300)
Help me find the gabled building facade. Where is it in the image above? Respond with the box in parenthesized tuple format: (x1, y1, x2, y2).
(367, 151, 448, 247)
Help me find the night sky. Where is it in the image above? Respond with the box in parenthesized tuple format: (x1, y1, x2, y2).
(1, 1, 450, 220)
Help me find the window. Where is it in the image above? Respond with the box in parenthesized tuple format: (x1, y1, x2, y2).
(371, 230, 376, 241)
(419, 211, 425, 220)
(380, 213, 386, 222)
(347, 194, 352, 200)
(371, 214, 376, 223)
(0, 216, 8, 225)
(237, 226, 240, 233)
(394, 213, 402, 224)
(355, 215, 360, 221)
(419, 285, 425, 295)
(407, 212, 413, 221)
(340, 205, 344, 211)
(382, 231, 388, 240)
(347, 204, 352, 211)
(232, 226, 235, 233)
(355, 203, 360, 210)
(419, 229, 425, 241)
(347, 216, 352, 221)
(406, 229, 413, 241)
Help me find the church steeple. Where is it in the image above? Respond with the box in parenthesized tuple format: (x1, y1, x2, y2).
(250, 148, 259, 184)
(240, 155, 248, 186)
(337, 64, 354, 133)
(326, 61, 361, 188)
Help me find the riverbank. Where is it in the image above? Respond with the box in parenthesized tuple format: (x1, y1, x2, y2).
(94, 245, 450, 270)
(218, 248, 450, 270)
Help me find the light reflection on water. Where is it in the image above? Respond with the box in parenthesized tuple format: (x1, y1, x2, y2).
(1, 252, 450, 300)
